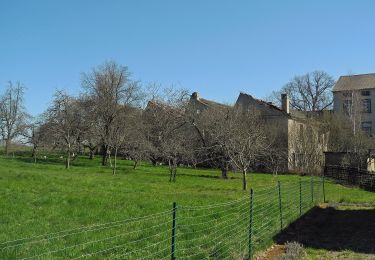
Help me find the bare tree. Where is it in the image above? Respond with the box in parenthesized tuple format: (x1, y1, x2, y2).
(263, 125, 289, 176)
(143, 87, 189, 181)
(269, 71, 335, 111)
(26, 118, 48, 163)
(78, 95, 101, 160)
(107, 106, 141, 174)
(222, 107, 269, 190)
(143, 101, 186, 181)
(81, 61, 143, 166)
(0, 81, 30, 155)
(44, 91, 83, 169)
(288, 119, 327, 174)
(124, 111, 152, 169)
(185, 105, 232, 179)
(323, 98, 374, 169)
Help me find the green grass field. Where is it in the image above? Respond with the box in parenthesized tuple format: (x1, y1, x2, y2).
(1, 153, 375, 259)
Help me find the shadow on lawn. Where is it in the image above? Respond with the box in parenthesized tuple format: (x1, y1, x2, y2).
(11, 156, 65, 165)
(274, 206, 375, 254)
(177, 172, 240, 180)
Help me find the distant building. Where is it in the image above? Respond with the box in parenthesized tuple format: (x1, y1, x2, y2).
(189, 92, 231, 112)
(333, 73, 375, 135)
(236, 92, 327, 173)
(189, 91, 328, 173)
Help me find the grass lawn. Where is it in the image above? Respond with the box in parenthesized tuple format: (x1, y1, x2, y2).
(1, 153, 375, 258)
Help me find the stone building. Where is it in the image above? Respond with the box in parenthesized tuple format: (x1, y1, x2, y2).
(189, 92, 231, 112)
(235, 92, 327, 173)
(330, 73, 375, 171)
(333, 73, 375, 135)
(189, 91, 328, 173)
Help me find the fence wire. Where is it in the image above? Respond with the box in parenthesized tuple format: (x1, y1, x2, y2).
(0, 178, 324, 259)
(325, 165, 375, 192)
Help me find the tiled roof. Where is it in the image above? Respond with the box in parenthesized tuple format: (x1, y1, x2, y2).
(197, 98, 231, 109)
(236, 92, 287, 115)
(333, 73, 375, 92)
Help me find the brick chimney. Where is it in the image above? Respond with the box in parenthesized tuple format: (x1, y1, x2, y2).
(191, 92, 200, 100)
(281, 93, 289, 114)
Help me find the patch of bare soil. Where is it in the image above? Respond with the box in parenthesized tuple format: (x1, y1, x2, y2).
(255, 245, 286, 260)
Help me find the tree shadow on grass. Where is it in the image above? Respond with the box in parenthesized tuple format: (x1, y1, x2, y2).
(177, 172, 240, 180)
(11, 155, 100, 167)
(10, 156, 65, 166)
(274, 206, 375, 254)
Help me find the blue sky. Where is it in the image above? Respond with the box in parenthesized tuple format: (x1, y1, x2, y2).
(1, 0, 375, 115)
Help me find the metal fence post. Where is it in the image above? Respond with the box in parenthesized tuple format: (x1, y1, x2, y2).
(323, 175, 326, 203)
(278, 181, 283, 230)
(248, 189, 254, 260)
(171, 202, 177, 260)
(299, 179, 302, 216)
(311, 176, 314, 204)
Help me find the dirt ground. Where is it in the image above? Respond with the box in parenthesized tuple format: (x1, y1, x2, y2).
(259, 204, 375, 259)
(255, 245, 286, 260)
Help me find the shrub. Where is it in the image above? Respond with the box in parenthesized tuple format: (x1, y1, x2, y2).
(276, 242, 306, 260)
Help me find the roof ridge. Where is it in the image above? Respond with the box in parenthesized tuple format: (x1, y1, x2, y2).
(341, 73, 375, 77)
(239, 91, 284, 112)
(334, 73, 375, 92)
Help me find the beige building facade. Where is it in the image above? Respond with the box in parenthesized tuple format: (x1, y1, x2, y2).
(333, 73, 375, 135)
(190, 91, 327, 173)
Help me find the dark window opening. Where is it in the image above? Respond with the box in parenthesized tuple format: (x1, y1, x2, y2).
(343, 99, 352, 114)
(362, 99, 371, 113)
(361, 121, 372, 134)
(362, 90, 371, 96)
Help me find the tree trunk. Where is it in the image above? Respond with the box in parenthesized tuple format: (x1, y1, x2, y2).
(173, 162, 177, 182)
(150, 157, 157, 166)
(112, 147, 118, 175)
(133, 160, 138, 170)
(108, 151, 113, 168)
(32, 147, 37, 163)
(168, 159, 173, 182)
(242, 169, 247, 190)
(101, 144, 108, 166)
(89, 149, 94, 160)
(221, 164, 228, 179)
(66, 151, 70, 169)
(5, 139, 10, 156)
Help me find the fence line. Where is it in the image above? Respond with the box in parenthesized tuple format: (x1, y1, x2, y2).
(0, 178, 324, 259)
(324, 165, 375, 192)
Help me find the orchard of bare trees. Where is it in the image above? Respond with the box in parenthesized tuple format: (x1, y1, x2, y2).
(1, 63, 373, 190)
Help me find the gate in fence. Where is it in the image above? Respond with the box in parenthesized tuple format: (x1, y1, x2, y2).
(0, 178, 324, 259)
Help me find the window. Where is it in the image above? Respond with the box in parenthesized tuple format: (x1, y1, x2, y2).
(292, 153, 296, 168)
(343, 99, 352, 114)
(361, 121, 372, 133)
(362, 90, 371, 96)
(342, 91, 352, 97)
(362, 99, 371, 113)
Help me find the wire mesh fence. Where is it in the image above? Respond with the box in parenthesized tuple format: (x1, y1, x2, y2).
(324, 165, 375, 192)
(0, 178, 324, 259)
